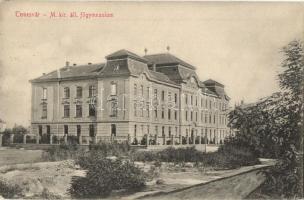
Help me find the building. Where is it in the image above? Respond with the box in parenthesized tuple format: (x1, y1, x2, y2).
(0, 118, 6, 132)
(30, 49, 231, 145)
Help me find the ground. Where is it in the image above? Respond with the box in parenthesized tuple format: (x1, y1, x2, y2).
(0, 148, 274, 199)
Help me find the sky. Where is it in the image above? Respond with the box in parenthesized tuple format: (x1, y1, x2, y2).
(0, 1, 303, 128)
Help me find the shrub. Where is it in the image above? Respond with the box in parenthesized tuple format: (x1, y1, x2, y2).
(69, 156, 145, 198)
(0, 178, 23, 198)
(89, 141, 130, 157)
(42, 143, 86, 161)
(131, 146, 260, 170)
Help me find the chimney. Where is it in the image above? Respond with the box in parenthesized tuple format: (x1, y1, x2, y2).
(73, 63, 77, 66)
(66, 61, 69, 67)
(152, 64, 156, 71)
(88, 62, 92, 65)
(42, 73, 46, 75)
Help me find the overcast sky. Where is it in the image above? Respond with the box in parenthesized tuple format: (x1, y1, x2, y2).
(0, 2, 303, 128)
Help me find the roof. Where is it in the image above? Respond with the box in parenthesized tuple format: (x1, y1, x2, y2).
(106, 49, 148, 63)
(203, 79, 224, 87)
(148, 70, 176, 84)
(144, 53, 196, 70)
(31, 63, 105, 82)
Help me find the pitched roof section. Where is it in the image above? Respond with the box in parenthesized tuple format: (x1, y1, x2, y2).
(31, 63, 105, 82)
(106, 49, 148, 63)
(203, 79, 224, 87)
(148, 70, 176, 84)
(144, 53, 196, 70)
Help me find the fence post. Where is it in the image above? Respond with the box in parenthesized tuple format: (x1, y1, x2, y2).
(10, 134, 14, 144)
(64, 135, 68, 144)
(36, 134, 39, 144)
(23, 134, 27, 144)
(79, 136, 82, 145)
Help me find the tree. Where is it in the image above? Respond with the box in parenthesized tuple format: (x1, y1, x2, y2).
(228, 40, 303, 198)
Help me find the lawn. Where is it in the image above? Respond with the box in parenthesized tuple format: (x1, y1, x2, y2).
(0, 148, 43, 167)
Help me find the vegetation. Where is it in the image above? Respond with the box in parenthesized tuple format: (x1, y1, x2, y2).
(0, 178, 23, 198)
(42, 143, 86, 161)
(131, 146, 260, 169)
(229, 40, 303, 198)
(69, 155, 145, 198)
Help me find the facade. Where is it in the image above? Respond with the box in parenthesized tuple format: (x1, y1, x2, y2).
(30, 49, 231, 145)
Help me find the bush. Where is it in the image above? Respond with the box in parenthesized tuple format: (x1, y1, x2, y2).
(89, 141, 130, 157)
(69, 156, 145, 198)
(0, 178, 23, 198)
(131, 145, 260, 170)
(42, 143, 86, 161)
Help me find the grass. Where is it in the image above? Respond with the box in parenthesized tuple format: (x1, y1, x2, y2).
(0, 148, 43, 167)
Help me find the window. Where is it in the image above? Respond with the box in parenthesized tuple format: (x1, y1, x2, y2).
(168, 109, 171, 120)
(64, 104, 70, 118)
(110, 101, 118, 117)
(42, 103, 47, 119)
(134, 125, 137, 138)
(146, 103, 150, 118)
(141, 103, 144, 117)
(191, 111, 193, 121)
(161, 91, 165, 101)
(174, 94, 177, 104)
(161, 108, 165, 119)
(155, 126, 158, 134)
(154, 108, 158, 118)
(154, 89, 157, 98)
(195, 112, 198, 121)
(201, 112, 203, 122)
(42, 88, 47, 100)
(111, 83, 117, 96)
(134, 84, 137, 96)
(38, 125, 42, 136)
(186, 111, 188, 121)
(64, 125, 68, 135)
(162, 126, 165, 136)
(64, 87, 70, 98)
(214, 115, 216, 124)
(140, 85, 144, 97)
(195, 96, 198, 106)
(209, 114, 212, 123)
(89, 104, 96, 117)
(89, 85, 96, 97)
(174, 110, 177, 120)
(76, 87, 82, 98)
(134, 102, 137, 117)
(46, 125, 50, 135)
(89, 124, 95, 137)
(168, 127, 171, 137)
(76, 105, 82, 117)
(77, 125, 81, 136)
(185, 94, 188, 104)
(147, 87, 150, 99)
(205, 114, 208, 123)
(168, 92, 172, 102)
(191, 95, 193, 105)
(209, 100, 212, 109)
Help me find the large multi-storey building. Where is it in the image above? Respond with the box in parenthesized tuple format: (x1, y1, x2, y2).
(30, 49, 230, 145)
